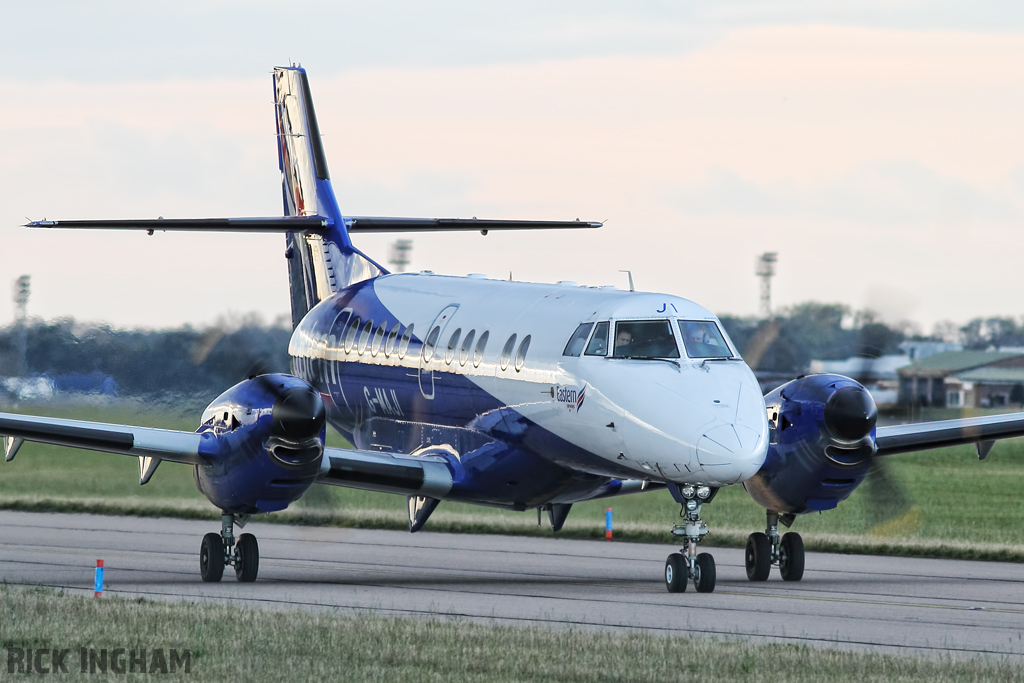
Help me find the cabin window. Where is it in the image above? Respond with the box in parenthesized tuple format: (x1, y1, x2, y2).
(473, 330, 489, 368)
(584, 321, 609, 356)
(398, 324, 415, 360)
(357, 320, 374, 355)
(514, 335, 531, 372)
(344, 317, 361, 354)
(423, 325, 442, 362)
(614, 320, 680, 359)
(563, 323, 594, 357)
(384, 325, 400, 358)
(460, 330, 476, 366)
(500, 334, 518, 371)
(330, 310, 352, 348)
(445, 328, 461, 365)
(678, 320, 732, 359)
(371, 323, 386, 357)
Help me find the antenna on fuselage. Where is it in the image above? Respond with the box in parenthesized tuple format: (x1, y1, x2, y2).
(619, 270, 634, 292)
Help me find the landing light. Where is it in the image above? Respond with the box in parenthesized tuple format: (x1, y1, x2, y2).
(696, 486, 711, 500)
(680, 484, 696, 499)
(685, 499, 698, 512)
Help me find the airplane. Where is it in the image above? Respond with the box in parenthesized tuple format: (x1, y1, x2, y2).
(4, 65, 1024, 593)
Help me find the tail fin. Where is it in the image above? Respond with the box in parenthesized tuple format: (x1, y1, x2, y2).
(273, 66, 385, 327)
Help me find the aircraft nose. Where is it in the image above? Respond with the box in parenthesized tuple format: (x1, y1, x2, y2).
(694, 378, 768, 482)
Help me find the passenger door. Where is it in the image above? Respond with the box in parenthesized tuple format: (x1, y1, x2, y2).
(419, 304, 460, 400)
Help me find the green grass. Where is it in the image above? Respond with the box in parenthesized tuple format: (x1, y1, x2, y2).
(3, 400, 1024, 561)
(1, 586, 1021, 682)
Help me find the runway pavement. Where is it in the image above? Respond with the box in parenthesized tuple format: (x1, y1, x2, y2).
(2, 510, 1023, 659)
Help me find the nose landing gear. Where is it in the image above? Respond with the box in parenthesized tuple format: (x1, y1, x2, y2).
(665, 485, 717, 593)
(744, 511, 804, 582)
(200, 513, 260, 583)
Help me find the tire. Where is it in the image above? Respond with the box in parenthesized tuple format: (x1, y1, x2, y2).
(235, 533, 260, 583)
(200, 533, 224, 583)
(745, 532, 771, 581)
(694, 553, 717, 593)
(665, 553, 688, 593)
(779, 532, 805, 582)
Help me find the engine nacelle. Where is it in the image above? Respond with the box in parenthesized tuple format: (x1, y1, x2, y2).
(192, 373, 326, 514)
(743, 373, 877, 515)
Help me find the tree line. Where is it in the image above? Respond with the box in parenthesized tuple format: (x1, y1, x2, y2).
(1, 306, 1021, 397)
(0, 315, 290, 398)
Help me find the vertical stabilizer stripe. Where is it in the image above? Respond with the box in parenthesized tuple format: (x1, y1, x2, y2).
(299, 70, 330, 181)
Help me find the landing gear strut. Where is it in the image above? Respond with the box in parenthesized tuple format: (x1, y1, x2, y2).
(745, 511, 804, 582)
(665, 485, 716, 593)
(200, 513, 260, 583)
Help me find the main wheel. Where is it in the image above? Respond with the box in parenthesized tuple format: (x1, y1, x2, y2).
(745, 532, 771, 581)
(665, 553, 688, 593)
(693, 553, 717, 593)
(779, 532, 805, 582)
(234, 533, 260, 583)
(200, 532, 224, 583)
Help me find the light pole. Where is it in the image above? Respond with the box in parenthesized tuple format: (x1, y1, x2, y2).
(389, 239, 412, 273)
(755, 253, 777, 319)
(13, 275, 30, 377)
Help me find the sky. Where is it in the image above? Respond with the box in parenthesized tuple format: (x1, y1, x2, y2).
(2, 2, 1023, 333)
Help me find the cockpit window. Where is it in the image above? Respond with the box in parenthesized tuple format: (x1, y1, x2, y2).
(678, 320, 733, 358)
(584, 321, 609, 356)
(563, 323, 594, 357)
(613, 320, 680, 359)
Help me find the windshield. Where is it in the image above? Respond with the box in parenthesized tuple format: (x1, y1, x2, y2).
(563, 322, 594, 357)
(678, 320, 733, 358)
(585, 321, 609, 356)
(613, 320, 680, 359)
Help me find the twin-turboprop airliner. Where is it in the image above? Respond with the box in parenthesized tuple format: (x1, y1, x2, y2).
(5, 66, 1024, 593)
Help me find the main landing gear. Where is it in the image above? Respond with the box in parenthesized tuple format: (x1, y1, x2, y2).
(665, 485, 716, 593)
(200, 513, 260, 583)
(744, 511, 804, 582)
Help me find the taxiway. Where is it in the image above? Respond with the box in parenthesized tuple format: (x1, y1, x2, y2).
(2, 510, 1022, 659)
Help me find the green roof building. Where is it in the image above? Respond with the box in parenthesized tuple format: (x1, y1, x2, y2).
(897, 351, 1024, 408)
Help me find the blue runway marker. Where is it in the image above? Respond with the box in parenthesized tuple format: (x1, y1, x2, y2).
(94, 559, 104, 597)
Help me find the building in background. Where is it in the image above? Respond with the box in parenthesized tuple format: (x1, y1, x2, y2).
(898, 351, 1024, 408)
(809, 355, 911, 406)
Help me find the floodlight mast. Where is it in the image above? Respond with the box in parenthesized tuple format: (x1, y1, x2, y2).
(12, 275, 30, 377)
(756, 253, 777, 318)
(389, 239, 412, 273)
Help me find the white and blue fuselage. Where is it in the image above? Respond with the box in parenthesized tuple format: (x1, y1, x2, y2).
(288, 272, 769, 509)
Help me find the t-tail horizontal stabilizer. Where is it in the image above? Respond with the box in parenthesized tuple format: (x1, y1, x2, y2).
(25, 216, 600, 234)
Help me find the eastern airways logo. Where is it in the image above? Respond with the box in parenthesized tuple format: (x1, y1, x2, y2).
(555, 383, 587, 412)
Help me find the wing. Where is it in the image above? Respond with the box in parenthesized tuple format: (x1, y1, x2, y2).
(316, 446, 664, 500)
(317, 446, 454, 498)
(875, 412, 1024, 458)
(0, 411, 209, 484)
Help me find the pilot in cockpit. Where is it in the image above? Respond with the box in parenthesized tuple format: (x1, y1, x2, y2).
(682, 322, 725, 357)
(614, 329, 632, 353)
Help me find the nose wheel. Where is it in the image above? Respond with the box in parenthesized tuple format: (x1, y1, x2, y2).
(743, 511, 804, 582)
(665, 484, 717, 593)
(200, 513, 260, 583)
